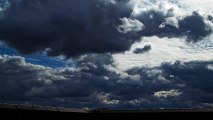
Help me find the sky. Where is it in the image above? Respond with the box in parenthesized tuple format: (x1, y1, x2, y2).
(0, 0, 213, 109)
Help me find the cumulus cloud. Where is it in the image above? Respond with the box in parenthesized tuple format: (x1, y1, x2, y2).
(1, 0, 213, 109)
(0, 0, 138, 57)
(207, 64, 213, 70)
(0, 0, 211, 57)
(154, 89, 182, 98)
(127, 60, 213, 108)
(159, 17, 179, 29)
(113, 36, 213, 71)
(134, 10, 211, 41)
(1, 54, 213, 108)
(118, 17, 145, 33)
(0, 54, 143, 108)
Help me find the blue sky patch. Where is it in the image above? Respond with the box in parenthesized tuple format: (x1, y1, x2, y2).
(0, 43, 72, 68)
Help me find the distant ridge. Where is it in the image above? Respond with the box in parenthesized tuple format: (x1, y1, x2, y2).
(0, 104, 213, 119)
(1, 103, 213, 113)
(0, 103, 88, 113)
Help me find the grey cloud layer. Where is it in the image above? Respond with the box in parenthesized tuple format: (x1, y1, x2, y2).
(0, 0, 211, 57)
(133, 10, 212, 42)
(1, 55, 213, 108)
(0, 0, 213, 109)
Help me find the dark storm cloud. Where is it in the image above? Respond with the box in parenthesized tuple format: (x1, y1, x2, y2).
(1, 54, 213, 108)
(0, 55, 46, 100)
(0, 54, 143, 108)
(134, 11, 212, 42)
(0, 0, 213, 109)
(0, 0, 136, 57)
(128, 61, 213, 108)
(160, 61, 213, 98)
(0, 0, 211, 57)
(133, 45, 151, 54)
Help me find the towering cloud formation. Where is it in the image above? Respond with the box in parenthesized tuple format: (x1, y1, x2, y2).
(0, 0, 136, 57)
(132, 8, 212, 41)
(0, 0, 211, 57)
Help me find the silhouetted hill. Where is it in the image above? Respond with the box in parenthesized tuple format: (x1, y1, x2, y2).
(0, 104, 213, 119)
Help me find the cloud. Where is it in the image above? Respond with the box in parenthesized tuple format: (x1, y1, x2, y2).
(133, 10, 212, 41)
(0, 55, 49, 99)
(207, 64, 213, 70)
(1, 0, 213, 109)
(113, 36, 213, 71)
(133, 45, 151, 54)
(154, 89, 182, 98)
(0, 54, 143, 108)
(0, 0, 212, 57)
(127, 60, 213, 108)
(0, 0, 10, 11)
(118, 17, 145, 33)
(129, 0, 213, 41)
(159, 17, 179, 29)
(0, 0, 138, 57)
(1, 54, 213, 108)
(177, 0, 213, 15)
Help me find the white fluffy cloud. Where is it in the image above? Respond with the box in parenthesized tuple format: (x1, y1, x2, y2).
(118, 17, 145, 33)
(112, 0, 213, 71)
(177, 0, 213, 15)
(113, 35, 213, 71)
(154, 89, 182, 98)
(207, 64, 213, 71)
(159, 17, 179, 28)
(128, 0, 213, 16)
(128, 0, 213, 32)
